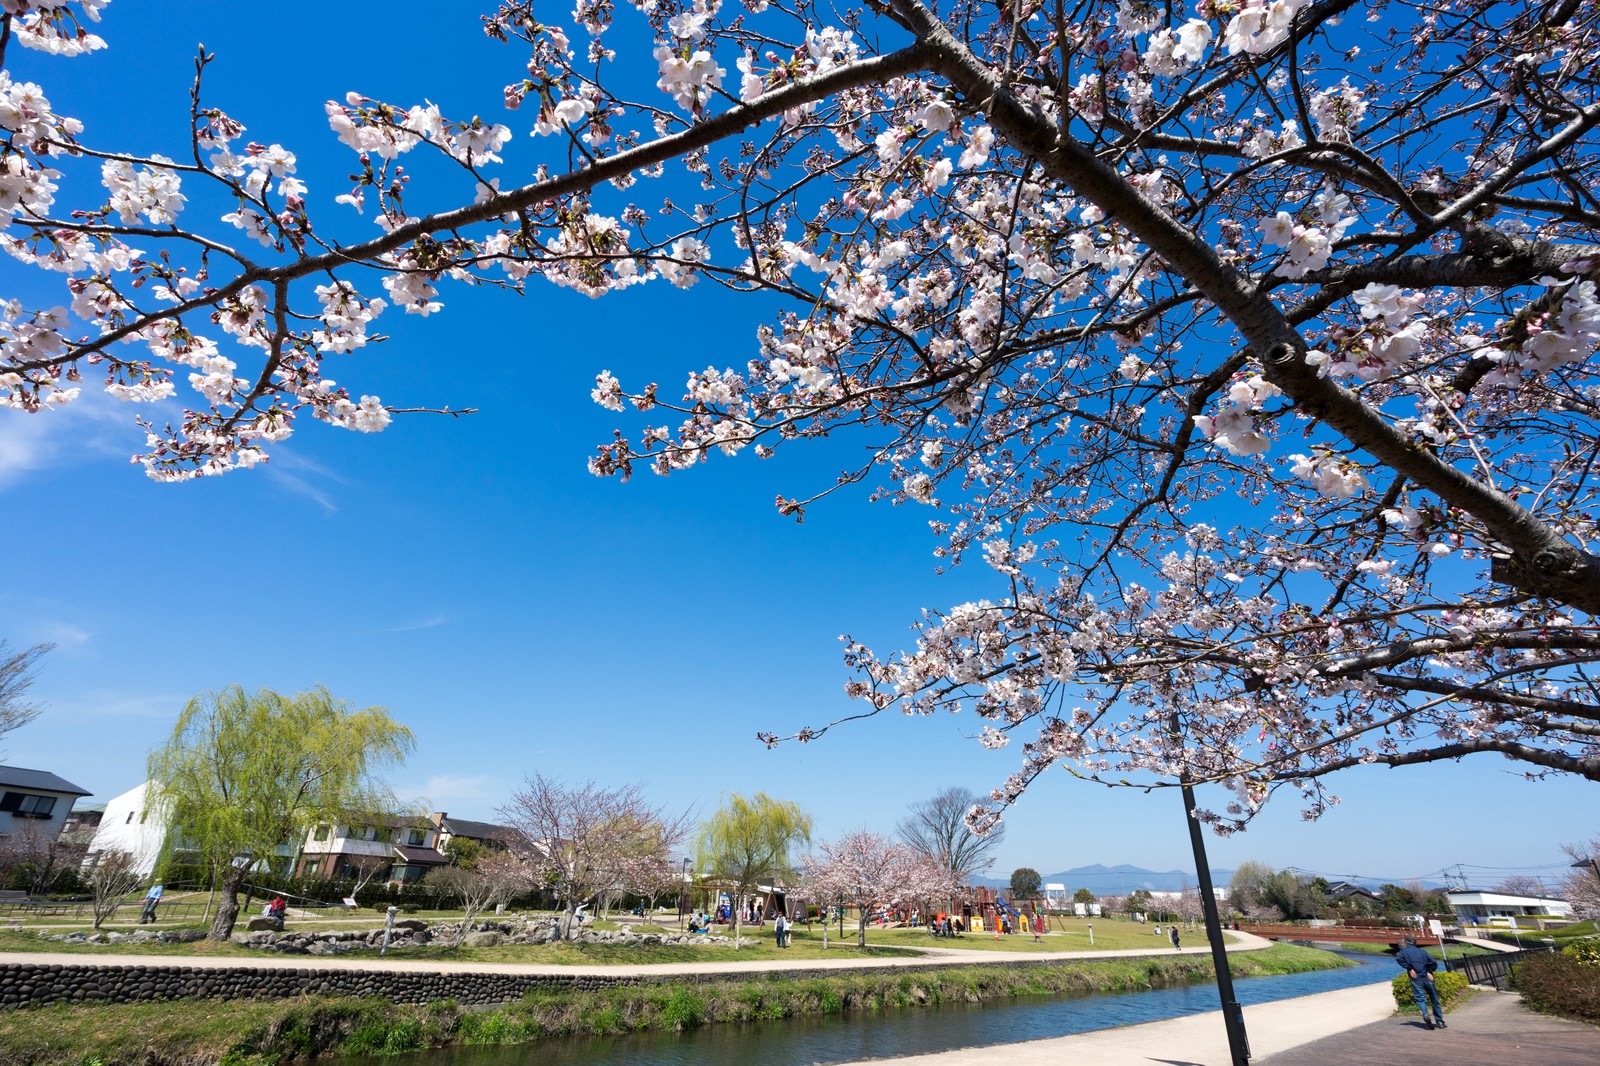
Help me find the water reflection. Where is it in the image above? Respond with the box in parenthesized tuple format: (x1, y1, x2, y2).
(340, 953, 1389, 1066)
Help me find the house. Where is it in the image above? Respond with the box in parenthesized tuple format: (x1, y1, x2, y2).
(428, 811, 516, 857)
(296, 816, 449, 884)
(1445, 889, 1573, 926)
(85, 781, 171, 878)
(1325, 880, 1384, 904)
(0, 764, 92, 851)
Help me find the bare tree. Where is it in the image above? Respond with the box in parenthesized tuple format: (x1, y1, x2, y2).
(341, 853, 391, 897)
(88, 849, 144, 929)
(430, 850, 532, 945)
(897, 786, 1006, 887)
(1493, 875, 1552, 897)
(0, 641, 52, 746)
(499, 774, 688, 940)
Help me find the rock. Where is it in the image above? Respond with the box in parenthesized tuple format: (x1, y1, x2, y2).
(245, 918, 279, 932)
(393, 919, 428, 932)
(462, 931, 502, 948)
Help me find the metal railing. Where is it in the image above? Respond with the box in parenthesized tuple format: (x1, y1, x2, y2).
(1444, 944, 1556, 987)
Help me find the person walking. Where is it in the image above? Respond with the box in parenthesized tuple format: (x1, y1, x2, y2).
(1170, 925, 1181, 951)
(1396, 935, 1447, 1029)
(139, 883, 163, 924)
(774, 911, 789, 948)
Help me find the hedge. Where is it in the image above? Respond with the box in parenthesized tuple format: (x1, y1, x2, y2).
(1389, 971, 1469, 1013)
(1510, 949, 1600, 1024)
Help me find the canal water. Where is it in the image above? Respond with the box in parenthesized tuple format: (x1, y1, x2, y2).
(346, 951, 1392, 1065)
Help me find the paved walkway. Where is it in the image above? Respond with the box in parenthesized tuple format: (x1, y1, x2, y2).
(833, 985, 1600, 1066)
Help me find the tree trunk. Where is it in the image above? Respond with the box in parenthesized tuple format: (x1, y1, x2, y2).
(857, 911, 868, 949)
(208, 867, 249, 941)
(558, 899, 579, 940)
(732, 890, 743, 949)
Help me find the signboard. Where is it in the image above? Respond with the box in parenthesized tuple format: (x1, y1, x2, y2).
(1428, 919, 1443, 937)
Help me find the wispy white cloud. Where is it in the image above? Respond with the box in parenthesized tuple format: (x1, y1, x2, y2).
(398, 773, 507, 815)
(387, 615, 450, 633)
(47, 689, 186, 720)
(35, 621, 92, 648)
(0, 391, 140, 490)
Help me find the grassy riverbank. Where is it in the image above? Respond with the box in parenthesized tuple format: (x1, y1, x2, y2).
(0, 944, 1344, 1065)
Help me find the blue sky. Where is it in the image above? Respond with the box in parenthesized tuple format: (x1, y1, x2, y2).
(0, 0, 1592, 893)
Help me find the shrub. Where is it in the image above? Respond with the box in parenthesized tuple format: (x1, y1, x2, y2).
(659, 988, 705, 1030)
(1564, 939, 1600, 967)
(1389, 972, 1469, 1013)
(1511, 952, 1600, 1023)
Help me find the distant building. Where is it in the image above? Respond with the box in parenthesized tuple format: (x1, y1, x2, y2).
(1445, 890, 1573, 925)
(297, 817, 448, 884)
(1325, 880, 1384, 904)
(85, 781, 170, 878)
(0, 765, 92, 850)
(429, 811, 516, 855)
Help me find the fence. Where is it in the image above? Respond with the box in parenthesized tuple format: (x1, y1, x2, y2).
(1444, 944, 1556, 988)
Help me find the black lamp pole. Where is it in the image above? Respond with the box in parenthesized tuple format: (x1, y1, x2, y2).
(1182, 777, 1251, 1066)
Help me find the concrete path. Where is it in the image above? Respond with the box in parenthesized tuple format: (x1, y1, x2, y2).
(827, 982, 1397, 1065)
(832, 985, 1600, 1066)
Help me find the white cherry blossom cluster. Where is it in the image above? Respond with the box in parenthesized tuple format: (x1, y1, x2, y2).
(6, 0, 107, 56)
(324, 94, 512, 167)
(1192, 373, 1281, 455)
(100, 156, 185, 224)
(1258, 191, 1354, 279)
(1287, 451, 1370, 498)
(1219, 0, 1310, 55)
(1481, 277, 1600, 388)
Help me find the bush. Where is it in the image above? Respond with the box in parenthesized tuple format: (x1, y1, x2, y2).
(1389, 971, 1469, 1013)
(1511, 951, 1600, 1023)
(1564, 938, 1600, 967)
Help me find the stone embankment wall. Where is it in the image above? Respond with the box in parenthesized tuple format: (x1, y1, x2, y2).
(0, 957, 1066, 1008)
(0, 962, 646, 1007)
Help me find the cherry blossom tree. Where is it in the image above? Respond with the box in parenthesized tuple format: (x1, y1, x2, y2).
(430, 848, 533, 944)
(498, 774, 688, 938)
(6, 0, 1600, 831)
(803, 829, 956, 947)
(1559, 835, 1600, 919)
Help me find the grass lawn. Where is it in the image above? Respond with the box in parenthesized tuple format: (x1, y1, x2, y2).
(0, 913, 1217, 965)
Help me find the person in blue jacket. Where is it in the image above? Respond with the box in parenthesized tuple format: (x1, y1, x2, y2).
(1396, 935, 1446, 1029)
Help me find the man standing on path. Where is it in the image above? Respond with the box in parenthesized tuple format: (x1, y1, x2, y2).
(139, 883, 163, 924)
(1170, 926, 1181, 952)
(1396, 935, 1447, 1029)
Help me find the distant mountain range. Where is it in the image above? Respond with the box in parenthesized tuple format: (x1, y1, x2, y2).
(974, 863, 1232, 895)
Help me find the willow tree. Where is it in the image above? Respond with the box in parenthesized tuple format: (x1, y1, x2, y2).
(696, 792, 812, 948)
(148, 685, 414, 940)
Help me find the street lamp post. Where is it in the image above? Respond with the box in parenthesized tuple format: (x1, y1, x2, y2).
(1180, 778, 1251, 1066)
(679, 858, 692, 931)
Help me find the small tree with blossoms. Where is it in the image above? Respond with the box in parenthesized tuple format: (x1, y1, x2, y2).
(498, 774, 688, 939)
(803, 830, 955, 948)
(6, 0, 1600, 834)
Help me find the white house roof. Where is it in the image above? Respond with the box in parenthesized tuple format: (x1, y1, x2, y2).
(1445, 890, 1567, 906)
(0, 765, 91, 797)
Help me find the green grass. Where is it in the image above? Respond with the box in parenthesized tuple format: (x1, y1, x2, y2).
(0, 943, 1347, 1065)
(0, 914, 1210, 964)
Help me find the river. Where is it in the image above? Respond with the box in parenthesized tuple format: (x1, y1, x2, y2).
(335, 951, 1392, 1065)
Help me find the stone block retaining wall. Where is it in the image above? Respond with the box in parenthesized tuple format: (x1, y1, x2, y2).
(0, 958, 1065, 1008)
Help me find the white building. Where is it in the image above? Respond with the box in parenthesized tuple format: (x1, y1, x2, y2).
(85, 781, 170, 878)
(1445, 890, 1573, 926)
(0, 765, 91, 852)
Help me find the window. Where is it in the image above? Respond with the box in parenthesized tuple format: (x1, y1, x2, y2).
(127, 811, 135, 824)
(2, 792, 56, 818)
(406, 828, 425, 846)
